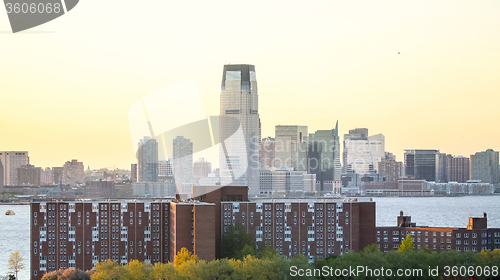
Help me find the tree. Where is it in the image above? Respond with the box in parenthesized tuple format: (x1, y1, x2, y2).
(399, 232, 414, 252)
(7, 251, 25, 280)
(174, 248, 199, 267)
(90, 259, 132, 280)
(42, 268, 90, 280)
(127, 260, 154, 280)
(219, 224, 255, 259)
(152, 262, 176, 280)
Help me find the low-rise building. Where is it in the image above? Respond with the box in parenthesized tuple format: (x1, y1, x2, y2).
(376, 211, 500, 253)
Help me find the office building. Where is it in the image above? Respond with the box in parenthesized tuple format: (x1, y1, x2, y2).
(130, 164, 138, 183)
(376, 212, 500, 253)
(343, 128, 385, 175)
(173, 136, 193, 194)
(404, 150, 439, 182)
(137, 137, 158, 183)
(471, 149, 499, 185)
(193, 158, 211, 185)
(219, 64, 261, 194)
(297, 123, 341, 190)
(62, 160, 85, 185)
(260, 137, 275, 168)
(0, 151, 29, 186)
(274, 125, 308, 169)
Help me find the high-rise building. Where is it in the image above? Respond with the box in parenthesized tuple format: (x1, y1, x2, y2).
(435, 153, 448, 183)
(435, 154, 470, 183)
(471, 149, 499, 185)
(343, 128, 385, 175)
(297, 123, 341, 187)
(137, 136, 158, 182)
(17, 164, 41, 186)
(404, 151, 415, 177)
(193, 158, 211, 185)
(219, 64, 260, 194)
(52, 167, 63, 184)
(404, 150, 439, 182)
(274, 125, 308, 169)
(173, 136, 193, 194)
(62, 160, 85, 185)
(0, 159, 3, 189)
(130, 164, 138, 182)
(158, 160, 173, 177)
(30, 200, 215, 280)
(260, 137, 275, 168)
(446, 155, 470, 183)
(40, 168, 53, 185)
(0, 151, 29, 186)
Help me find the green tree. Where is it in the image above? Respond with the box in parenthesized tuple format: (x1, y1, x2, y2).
(174, 248, 199, 267)
(290, 254, 316, 280)
(194, 259, 234, 280)
(256, 243, 279, 260)
(90, 259, 132, 280)
(399, 233, 414, 252)
(236, 244, 256, 260)
(219, 224, 255, 259)
(7, 251, 25, 280)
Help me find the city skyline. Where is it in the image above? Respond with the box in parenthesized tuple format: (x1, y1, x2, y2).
(3, 1, 500, 169)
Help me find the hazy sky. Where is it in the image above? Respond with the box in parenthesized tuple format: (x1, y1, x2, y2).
(1, 0, 500, 169)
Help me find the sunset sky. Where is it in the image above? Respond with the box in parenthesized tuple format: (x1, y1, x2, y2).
(1, 0, 500, 169)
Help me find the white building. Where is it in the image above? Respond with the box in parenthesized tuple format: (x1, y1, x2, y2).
(259, 168, 316, 195)
(343, 128, 385, 175)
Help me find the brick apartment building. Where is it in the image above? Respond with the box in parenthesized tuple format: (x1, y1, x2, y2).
(30, 199, 215, 280)
(31, 186, 376, 279)
(376, 211, 500, 253)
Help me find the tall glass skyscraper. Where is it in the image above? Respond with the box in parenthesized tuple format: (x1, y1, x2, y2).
(219, 64, 260, 194)
(173, 136, 193, 194)
(137, 136, 158, 182)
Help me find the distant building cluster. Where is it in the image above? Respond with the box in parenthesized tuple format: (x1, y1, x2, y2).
(2, 64, 500, 201)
